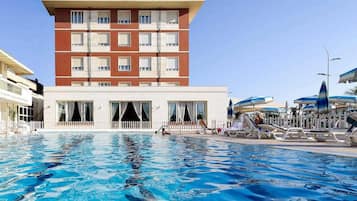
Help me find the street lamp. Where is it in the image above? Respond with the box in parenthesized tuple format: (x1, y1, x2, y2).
(317, 48, 341, 96)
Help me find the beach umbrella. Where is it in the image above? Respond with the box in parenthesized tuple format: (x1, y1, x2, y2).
(329, 95, 357, 104)
(234, 101, 284, 113)
(317, 81, 329, 114)
(227, 99, 233, 118)
(339, 68, 357, 83)
(260, 107, 282, 113)
(284, 101, 289, 113)
(234, 96, 274, 107)
(294, 95, 318, 104)
(302, 104, 317, 112)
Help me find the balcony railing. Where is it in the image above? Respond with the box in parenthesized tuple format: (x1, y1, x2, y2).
(56, 121, 95, 128)
(0, 78, 22, 96)
(112, 121, 152, 129)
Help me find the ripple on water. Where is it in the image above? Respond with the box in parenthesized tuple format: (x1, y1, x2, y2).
(0, 133, 356, 201)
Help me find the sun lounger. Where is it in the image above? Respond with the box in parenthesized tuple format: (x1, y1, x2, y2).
(257, 123, 314, 141)
(306, 129, 344, 142)
(198, 120, 218, 135)
(272, 127, 311, 141)
(223, 114, 271, 139)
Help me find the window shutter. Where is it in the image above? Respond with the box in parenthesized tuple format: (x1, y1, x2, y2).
(166, 32, 178, 46)
(118, 11, 131, 24)
(140, 57, 151, 71)
(167, 11, 178, 24)
(98, 33, 109, 45)
(140, 33, 151, 45)
(71, 33, 83, 45)
(119, 57, 129, 66)
(119, 33, 130, 46)
(166, 57, 178, 71)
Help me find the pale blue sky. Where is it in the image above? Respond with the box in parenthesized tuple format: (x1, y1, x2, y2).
(1, 0, 357, 104)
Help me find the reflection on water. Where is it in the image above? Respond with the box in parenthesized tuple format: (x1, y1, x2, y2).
(123, 135, 156, 201)
(0, 133, 356, 201)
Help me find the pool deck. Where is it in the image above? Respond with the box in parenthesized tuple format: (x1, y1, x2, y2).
(178, 134, 357, 158)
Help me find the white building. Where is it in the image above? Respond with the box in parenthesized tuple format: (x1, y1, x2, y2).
(44, 86, 227, 130)
(0, 49, 40, 133)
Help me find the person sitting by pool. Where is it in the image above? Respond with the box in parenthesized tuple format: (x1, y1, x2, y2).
(254, 113, 264, 125)
(199, 118, 218, 134)
(162, 128, 171, 135)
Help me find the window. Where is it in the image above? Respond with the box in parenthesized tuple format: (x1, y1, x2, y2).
(57, 102, 66, 122)
(57, 101, 93, 122)
(139, 57, 151, 71)
(71, 11, 84, 24)
(72, 57, 84, 71)
(168, 103, 176, 122)
(118, 33, 131, 47)
(71, 33, 84, 46)
(139, 33, 151, 46)
(71, 82, 85, 86)
(97, 33, 110, 46)
(139, 11, 151, 24)
(97, 11, 110, 24)
(166, 82, 179, 87)
(140, 83, 152, 87)
(98, 82, 111, 87)
(196, 102, 206, 121)
(118, 10, 131, 24)
(98, 57, 110, 71)
(118, 82, 131, 87)
(166, 57, 178, 71)
(167, 11, 179, 24)
(168, 102, 206, 123)
(18, 106, 33, 122)
(166, 32, 178, 46)
(118, 57, 131, 71)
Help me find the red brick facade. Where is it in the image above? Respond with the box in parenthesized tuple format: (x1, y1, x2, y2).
(54, 8, 190, 86)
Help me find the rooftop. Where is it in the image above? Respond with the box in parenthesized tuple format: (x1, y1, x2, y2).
(42, 0, 205, 23)
(0, 49, 33, 75)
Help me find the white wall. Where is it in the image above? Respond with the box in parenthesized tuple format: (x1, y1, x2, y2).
(44, 86, 228, 130)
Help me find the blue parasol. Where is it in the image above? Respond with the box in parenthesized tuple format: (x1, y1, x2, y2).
(339, 68, 357, 83)
(329, 95, 357, 104)
(234, 96, 274, 107)
(227, 99, 233, 118)
(294, 95, 318, 104)
(317, 81, 329, 114)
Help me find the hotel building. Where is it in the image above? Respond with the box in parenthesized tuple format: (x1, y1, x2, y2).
(42, 0, 228, 130)
(0, 49, 43, 133)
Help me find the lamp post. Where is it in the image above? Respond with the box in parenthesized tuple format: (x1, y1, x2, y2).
(317, 48, 341, 96)
(316, 49, 341, 129)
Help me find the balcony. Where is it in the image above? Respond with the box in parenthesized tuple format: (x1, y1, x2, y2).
(0, 78, 21, 95)
(0, 77, 32, 106)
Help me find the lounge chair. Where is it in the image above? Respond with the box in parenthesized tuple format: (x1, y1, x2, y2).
(257, 123, 312, 141)
(223, 114, 270, 139)
(198, 120, 218, 135)
(338, 113, 357, 146)
(306, 128, 343, 142)
(223, 122, 249, 137)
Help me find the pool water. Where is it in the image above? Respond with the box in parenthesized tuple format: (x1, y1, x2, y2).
(0, 133, 356, 201)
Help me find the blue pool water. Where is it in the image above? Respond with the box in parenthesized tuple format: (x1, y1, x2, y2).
(0, 133, 356, 201)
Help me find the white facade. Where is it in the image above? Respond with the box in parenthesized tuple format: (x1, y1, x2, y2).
(44, 86, 228, 130)
(0, 49, 37, 132)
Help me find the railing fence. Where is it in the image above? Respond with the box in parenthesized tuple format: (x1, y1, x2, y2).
(265, 112, 349, 129)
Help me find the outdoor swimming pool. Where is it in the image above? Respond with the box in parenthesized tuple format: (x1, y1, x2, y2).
(0, 133, 356, 201)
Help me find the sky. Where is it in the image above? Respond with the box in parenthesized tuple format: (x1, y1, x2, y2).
(1, 0, 357, 104)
